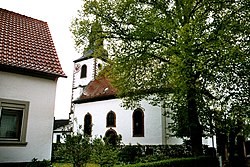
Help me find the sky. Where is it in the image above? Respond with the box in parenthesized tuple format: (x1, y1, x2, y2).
(0, 0, 83, 119)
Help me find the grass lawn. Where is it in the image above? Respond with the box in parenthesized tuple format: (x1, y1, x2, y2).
(53, 163, 100, 167)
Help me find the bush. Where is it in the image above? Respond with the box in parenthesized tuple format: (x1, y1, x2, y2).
(118, 144, 143, 164)
(90, 137, 119, 167)
(54, 133, 91, 167)
(26, 158, 51, 167)
(116, 156, 219, 167)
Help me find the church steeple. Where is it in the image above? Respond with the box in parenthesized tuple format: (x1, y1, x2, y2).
(87, 20, 102, 51)
(72, 19, 108, 101)
(86, 19, 107, 60)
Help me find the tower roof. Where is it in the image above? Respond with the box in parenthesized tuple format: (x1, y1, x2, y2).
(73, 50, 94, 63)
(0, 8, 66, 79)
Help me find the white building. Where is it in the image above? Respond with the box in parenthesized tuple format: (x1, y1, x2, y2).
(72, 52, 196, 146)
(0, 8, 66, 165)
(72, 49, 216, 147)
(53, 119, 72, 143)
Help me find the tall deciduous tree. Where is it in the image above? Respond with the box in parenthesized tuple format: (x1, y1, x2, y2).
(71, 0, 250, 156)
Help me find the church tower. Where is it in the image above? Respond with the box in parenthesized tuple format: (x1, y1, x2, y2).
(69, 20, 107, 122)
(72, 19, 107, 101)
(72, 51, 105, 101)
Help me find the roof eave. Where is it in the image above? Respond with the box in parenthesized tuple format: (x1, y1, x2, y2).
(73, 95, 117, 104)
(0, 64, 67, 80)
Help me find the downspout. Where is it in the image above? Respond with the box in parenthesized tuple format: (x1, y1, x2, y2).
(161, 101, 167, 145)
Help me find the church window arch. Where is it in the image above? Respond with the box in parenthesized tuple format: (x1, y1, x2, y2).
(132, 108, 144, 137)
(80, 64, 87, 78)
(106, 111, 116, 127)
(84, 113, 92, 136)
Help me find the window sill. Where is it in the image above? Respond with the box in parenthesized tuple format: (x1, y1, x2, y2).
(0, 141, 28, 146)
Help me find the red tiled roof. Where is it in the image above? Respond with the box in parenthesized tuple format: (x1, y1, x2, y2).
(75, 77, 117, 103)
(0, 8, 66, 78)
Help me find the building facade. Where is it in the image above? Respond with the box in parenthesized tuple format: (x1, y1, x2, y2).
(72, 53, 185, 145)
(0, 8, 66, 164)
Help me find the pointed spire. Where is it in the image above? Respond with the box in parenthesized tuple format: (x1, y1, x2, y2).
(87, 19, 103, 52)
(86, 19, 108, 61)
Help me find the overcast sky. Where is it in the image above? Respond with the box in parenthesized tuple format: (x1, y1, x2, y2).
(0, 0, 83, 119)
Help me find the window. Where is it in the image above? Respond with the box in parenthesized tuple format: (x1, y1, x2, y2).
(84, 113, 92, 136)
(132, 108, 144, 137)
(80, 64, 87, 78)
(106, 111, 116, 127)
(0, 98, 29, 145)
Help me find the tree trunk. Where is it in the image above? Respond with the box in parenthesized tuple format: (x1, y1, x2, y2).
(187, 88, 203, 156)
(237, 135, 247, 167)
(229, 132, 236, 163)
(216, 132, 228, 162)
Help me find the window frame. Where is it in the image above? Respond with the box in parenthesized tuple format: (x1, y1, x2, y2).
(106, 111, 116, 127)
(0, 98, 29, 146)
(132, 108, 144, 137)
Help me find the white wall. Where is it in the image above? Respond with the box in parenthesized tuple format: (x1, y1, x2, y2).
(53, 124, 72, 143)
(74, 99, 182, 145)
(0, 71, 57, 163)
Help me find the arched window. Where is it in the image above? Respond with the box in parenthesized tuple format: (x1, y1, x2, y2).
(133, 108, 144, 137)
(106, 111, 116, 127)
(84, 113, 92, 136)
(80, 64, 87, 78)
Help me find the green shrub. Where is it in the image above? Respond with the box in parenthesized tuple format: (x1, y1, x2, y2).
(116, 156, 219, 167)
(26, 158, 51, 167)
(118, 144, 143, 164)
(54, 133, 92, 167)
(90, 137, 119, 167)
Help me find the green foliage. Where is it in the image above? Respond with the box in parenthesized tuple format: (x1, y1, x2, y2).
(116, 156, 218, 167)
(118, 144, 195, 164)
(90, 137, 119, 167)
(118, 144, 143, 164)
(71, 0, 250, 156)
(54, 133, 92, 167)
(52, 163, 99, 167)
(55, 133, 120, 167)
(27, 158, 51, 167)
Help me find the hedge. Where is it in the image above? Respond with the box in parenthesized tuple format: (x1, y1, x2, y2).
(116, 156, 219, 167)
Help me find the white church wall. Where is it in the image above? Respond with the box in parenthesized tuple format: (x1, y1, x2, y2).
(74, 99, 168, 145)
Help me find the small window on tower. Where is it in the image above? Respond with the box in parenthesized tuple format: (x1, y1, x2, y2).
(80, 65, 87, 78)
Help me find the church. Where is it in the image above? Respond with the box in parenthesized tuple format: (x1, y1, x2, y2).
(70, 50, 214, 146)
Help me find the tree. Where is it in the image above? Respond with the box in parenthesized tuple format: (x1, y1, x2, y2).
(55, 132, 91, 167)
(90, 137, 120, 167)
(71, 0, 250, 156)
